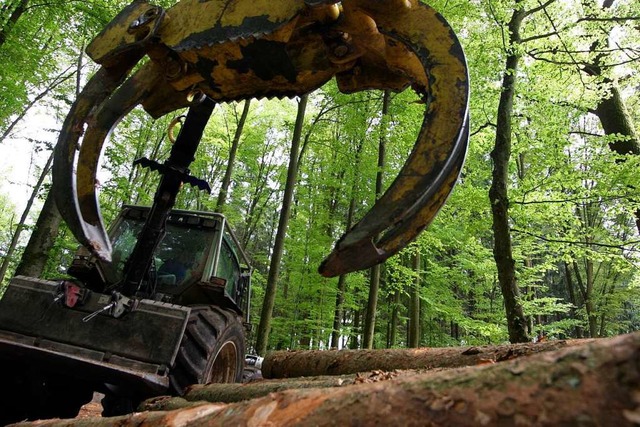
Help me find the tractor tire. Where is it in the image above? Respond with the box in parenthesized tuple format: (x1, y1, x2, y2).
(170, 305, 245, 394)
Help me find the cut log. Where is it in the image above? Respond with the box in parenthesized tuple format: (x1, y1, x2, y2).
(141, 371, 420, 410)
(261, 338, 594, 378)
(18, 332, 640, 426)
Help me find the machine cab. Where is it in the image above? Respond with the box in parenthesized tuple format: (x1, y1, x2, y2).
(70, 205, 252, 317)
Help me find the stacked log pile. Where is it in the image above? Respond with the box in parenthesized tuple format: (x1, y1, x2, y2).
(16, 332, 640, 427)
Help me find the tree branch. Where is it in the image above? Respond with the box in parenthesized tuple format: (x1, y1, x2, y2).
(523, 0, 558, 17)
(470, 121, 496, 137)
(513, 193, 636, 206)
(577, 16, 640, 23)
(512, 228, 640, 251)
(521, 30, 561, 44)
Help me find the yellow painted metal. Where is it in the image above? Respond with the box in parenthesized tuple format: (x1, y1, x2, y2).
(318, 0, 469, 275)
(55, 0, 469, 275)
(160, 0, 305, 48)
(86, 2, 159, 66)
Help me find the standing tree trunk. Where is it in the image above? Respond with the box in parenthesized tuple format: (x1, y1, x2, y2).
(408, 251, 421, 348)
(582, 0, 640, 233)
(349, 309, 361, 349)
(364, 264, 381, 348)
(0, 152, 53, 284)
(240, 138, 278, 249)
(216, 100, 251, 213)
(572, 259, 599, 338)
(330, 190, 357, 349)
(563, 261, 583, 338)
(15, 43, 85, 279)
(363, 90, 390, 349)
(388, 290, 400, 348)
(330, 133, 365, 349)
(330, 275, 347, 349)
(13, 190, 61, 278)
(488, 2, 529, 343)
(0, 0, 28, 48)
(255, 95, 308, 356)
(593, 85, 639, 158)
(0, 66, 75, 143)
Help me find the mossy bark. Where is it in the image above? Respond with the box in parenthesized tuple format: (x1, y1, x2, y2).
(261, 338, 592, 379)
(20, 332, 640, 427)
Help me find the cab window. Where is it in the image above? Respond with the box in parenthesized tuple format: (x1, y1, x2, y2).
(216, 238, 240, 297)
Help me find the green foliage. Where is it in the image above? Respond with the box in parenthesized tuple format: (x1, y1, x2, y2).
(1, 0, 638, 352)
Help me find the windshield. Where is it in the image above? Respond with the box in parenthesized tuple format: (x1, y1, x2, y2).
(110, 217, 215, 288)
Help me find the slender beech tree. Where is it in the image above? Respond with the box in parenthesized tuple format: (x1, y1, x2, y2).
(216, 100, 251, 213)
(488, 0, 529, 343)
(363, 90, 390, 349)
(255, 95, 308, 356)
(408, 251, 421, 348)
(13, 190, 61, 278)
(582, 0, 640, 233)
(14, 43, 86, 279)
(330, 138, 364, 349)
(0, 0, 28, 48)
(0, 152, 53, 284)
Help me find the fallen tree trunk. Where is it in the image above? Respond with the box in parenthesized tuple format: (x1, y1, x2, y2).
(141, 370, 417, 410)
(141, 340, 590, 411)
(21, 332, 640, 427)
(262, 338, 593, 378)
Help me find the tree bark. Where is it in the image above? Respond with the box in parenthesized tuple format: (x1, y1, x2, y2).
(142, 374, 379, 410)
(330, 274, 346, 349)
(408, 251, 421, 347)
(349, 309, 361, 349)
(563, 261, 584, 338)
(363, 264, 381, 348)
(488, 2, 529, 343)
(255, 95, 307, 356)
(26, 333, 640, 426)
(363, 90, 390, 349)
(14, 190, 61, 278)
(582, 0, 640, 233)
(0, 152, 53, 284)
(261, 338, 593, 379)
(216, 100, 251, 212)
(14, 42, 85, 279)
(389, 289, 400, 348)
(330, 137, 364, 349)
(0, 0, 28, 48)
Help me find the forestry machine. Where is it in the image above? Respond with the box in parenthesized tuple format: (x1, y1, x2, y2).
(0, 0, 469, 423)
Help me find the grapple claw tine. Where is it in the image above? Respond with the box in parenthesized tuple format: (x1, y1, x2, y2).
(319, 116, 469, 277)
(53, 65, 156, 261)
(319, 0, 470, 277)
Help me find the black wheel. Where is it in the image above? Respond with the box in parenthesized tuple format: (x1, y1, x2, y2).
(170, 305, 245, 394)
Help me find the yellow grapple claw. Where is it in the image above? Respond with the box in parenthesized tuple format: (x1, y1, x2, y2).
(53, 0, 469, 276)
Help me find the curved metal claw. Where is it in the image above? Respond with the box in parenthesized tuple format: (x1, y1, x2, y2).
(318, 0, 470, 277)
(54, 0, 467, 278)
(53, 64, 158, 261)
